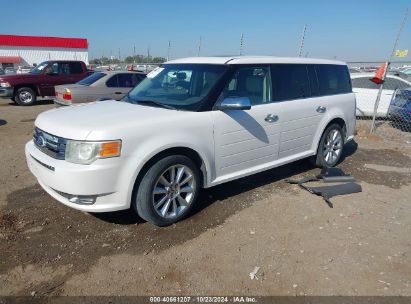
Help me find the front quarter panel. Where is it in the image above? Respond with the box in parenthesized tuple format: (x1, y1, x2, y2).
(86, 110, 215, 206)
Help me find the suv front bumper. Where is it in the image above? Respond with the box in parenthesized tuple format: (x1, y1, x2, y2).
(25, 140, 132, 212)
(0, 87, 13, 98)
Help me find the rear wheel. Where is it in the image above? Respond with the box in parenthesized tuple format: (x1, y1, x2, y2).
(15, 87, 36, 106)
(133, 155, 200, 226)
(312, 123, 344, 167)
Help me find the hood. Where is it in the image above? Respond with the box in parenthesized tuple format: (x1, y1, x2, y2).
(35, 100, 184, 140)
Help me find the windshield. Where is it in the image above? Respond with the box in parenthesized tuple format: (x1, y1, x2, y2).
(125, 64, 228, 111)
(77, 72, 106, 85)
(31, 61, 49, 74)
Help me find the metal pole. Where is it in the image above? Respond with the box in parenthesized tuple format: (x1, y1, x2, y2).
(299, 24, 307, 57)
(370, 8, 408, 133)
(198, 36, 202, 56)
(167, 40, 171, 61)
(370, 62, 388, 133)
(133, 45, 136, 63)
(239, 33, 244, 56)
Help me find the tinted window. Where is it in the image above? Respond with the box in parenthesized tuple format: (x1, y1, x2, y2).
(59, 63, 71, 74)
(316, 64, 351, 95)
(271, 64, 311, 101)
(307, 65, 319, 97)
(70, 62, 83, 74)
(351, 77, 379, 89)
(77, 72, 106, 85)
(218, 66, 271, 106)
(383, 78, 410, 90)
(117, 73, 141, 88)
(106, 75, 119, 87)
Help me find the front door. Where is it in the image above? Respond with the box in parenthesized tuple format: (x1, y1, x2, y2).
(212, 65, 282, 180)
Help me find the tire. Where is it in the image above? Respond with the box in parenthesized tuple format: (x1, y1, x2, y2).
(15, 87, 37, 106)
(312, 123, 344, 168)
(133, 155, 201, 226)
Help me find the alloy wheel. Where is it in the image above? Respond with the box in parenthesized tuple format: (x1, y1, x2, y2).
(322, 129, 343, 165)
(152, 164, 196, 219)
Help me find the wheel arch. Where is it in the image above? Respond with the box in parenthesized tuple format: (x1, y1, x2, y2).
(129, 146, 209, 207)
(13, 84, 39, 97)
(314, 117, 347, 153)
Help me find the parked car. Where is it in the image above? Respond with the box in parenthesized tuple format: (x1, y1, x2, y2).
(351, 73, 411, 117)
(399, 68, 411, 75)
(54, 71, 146, 106)
(0, 60, 93, 106)
(4, 67, 16, 74)
(26, 56, 355, 226)
(388, 88, 411, 129)
(0, 67, 4, 75)
(16, 66, 33, 74)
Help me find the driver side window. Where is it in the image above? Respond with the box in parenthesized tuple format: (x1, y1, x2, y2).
(218, 66, 272, 105)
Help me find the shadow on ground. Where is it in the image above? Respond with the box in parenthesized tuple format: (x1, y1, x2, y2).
(2, 141, 411, 295)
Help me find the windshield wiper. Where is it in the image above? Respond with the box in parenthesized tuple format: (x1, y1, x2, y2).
(136, 99, 177, 110)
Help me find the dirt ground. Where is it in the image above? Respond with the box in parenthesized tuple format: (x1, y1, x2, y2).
(1, 98, 411, 297)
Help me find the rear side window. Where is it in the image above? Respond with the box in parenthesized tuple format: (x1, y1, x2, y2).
(77, 72, 106, 85)
(117, 73, 140, 88)
(316, 64, 351, 95)
(271, 64, 311, 101)
(351, 77, 379, 89)
(106, 75, 119, 87)
(383, 78, 410, 90)
(69, 62, 83, 74)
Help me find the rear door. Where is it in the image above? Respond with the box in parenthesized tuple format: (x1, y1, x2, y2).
(272, 64, 328, 159)
(212, 65, 283, 180)
(104, 73, 133, 100)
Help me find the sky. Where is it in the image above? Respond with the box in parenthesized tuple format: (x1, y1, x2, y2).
(1, 0, 411, 62)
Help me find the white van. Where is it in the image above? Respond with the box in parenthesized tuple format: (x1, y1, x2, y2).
(26, 56, 356, 226)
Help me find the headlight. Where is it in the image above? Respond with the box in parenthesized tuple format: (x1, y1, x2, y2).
(0, 82, 11, 88)
(65, 140, 121, 164)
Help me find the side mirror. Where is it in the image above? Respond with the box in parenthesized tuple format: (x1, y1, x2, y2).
(216, 97, 252, 111)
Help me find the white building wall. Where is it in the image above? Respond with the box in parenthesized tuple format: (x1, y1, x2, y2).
(0, 46, 89, 66)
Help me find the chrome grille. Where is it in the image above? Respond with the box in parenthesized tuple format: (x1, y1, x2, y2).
(33, 127, 67, 160)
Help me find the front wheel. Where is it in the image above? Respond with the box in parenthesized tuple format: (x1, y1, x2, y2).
(15, 87, 37, 106)
(133, 155, 200, 226)
(312, 123, 344, 167)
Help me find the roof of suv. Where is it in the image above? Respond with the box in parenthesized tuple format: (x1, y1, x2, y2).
(166, 56, 346, 65)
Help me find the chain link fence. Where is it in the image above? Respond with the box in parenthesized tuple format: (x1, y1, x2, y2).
(348, 62, 411, 140)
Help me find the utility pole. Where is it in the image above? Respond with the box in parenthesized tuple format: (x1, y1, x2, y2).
(133, 45, 136, 63)
(167, 40, 171, 61)
(197, 36, 202, 56)
(118, 48, 121, 62)
(239, 33, 244, 56)
(298, 24, 307, 57)
(370, 8, 409, 133)
(146, 46, 150, 73)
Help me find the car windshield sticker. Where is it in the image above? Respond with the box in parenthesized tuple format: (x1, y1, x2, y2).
(147, 67, 164, 79)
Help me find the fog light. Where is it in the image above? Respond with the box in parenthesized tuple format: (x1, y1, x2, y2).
(68, 195, 97, 205)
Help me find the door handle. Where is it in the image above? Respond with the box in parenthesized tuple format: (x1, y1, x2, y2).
(265, 114, 279, 123)
(114, 92, 122, 94)
(316, 106, 327, 113)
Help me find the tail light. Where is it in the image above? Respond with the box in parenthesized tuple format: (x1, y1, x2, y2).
(63, 89, 72, 101)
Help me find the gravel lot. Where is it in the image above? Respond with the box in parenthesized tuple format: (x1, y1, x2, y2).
(1, 98, 411, 296)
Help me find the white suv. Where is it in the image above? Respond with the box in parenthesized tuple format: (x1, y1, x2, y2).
(26, 56, 356, 226)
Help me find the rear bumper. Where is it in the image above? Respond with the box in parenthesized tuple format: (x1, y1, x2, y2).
(0, 87, 13, 98)
(53, 98, 71, 107)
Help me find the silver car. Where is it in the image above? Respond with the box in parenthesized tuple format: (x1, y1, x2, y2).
(54, 71, 146, 106)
